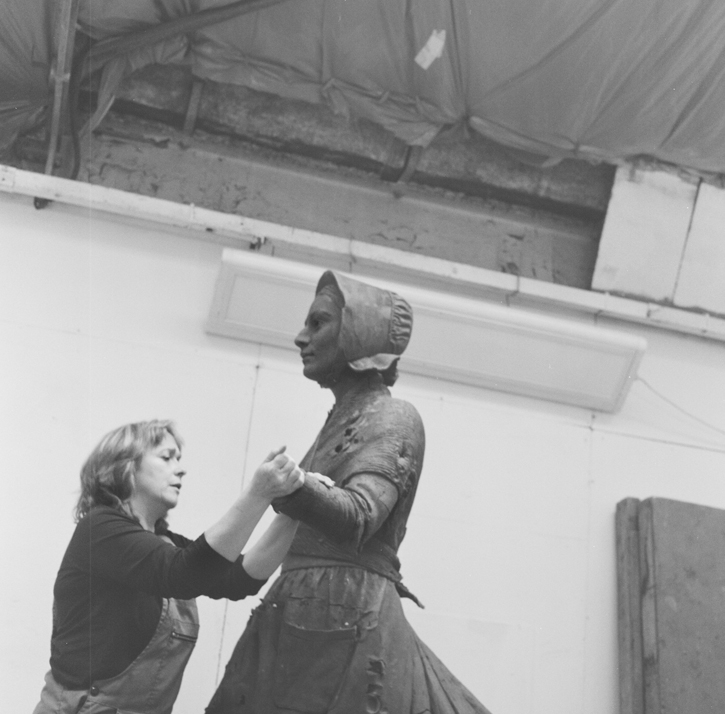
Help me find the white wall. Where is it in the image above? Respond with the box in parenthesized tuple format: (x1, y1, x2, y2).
(2, 190, 724, 714)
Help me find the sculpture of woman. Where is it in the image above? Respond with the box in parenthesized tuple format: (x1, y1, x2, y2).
(207, 270, 491, 713)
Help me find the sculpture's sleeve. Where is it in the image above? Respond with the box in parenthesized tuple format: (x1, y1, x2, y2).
(272, 472, 398, 551)
(274, 397, 424, 550)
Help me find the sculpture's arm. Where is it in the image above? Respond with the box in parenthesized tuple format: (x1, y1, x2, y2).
(272, 472, 398, 551)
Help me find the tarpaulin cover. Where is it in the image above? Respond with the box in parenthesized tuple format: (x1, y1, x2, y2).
(0, 0, 53, 154)
(3, 0, 725, 173)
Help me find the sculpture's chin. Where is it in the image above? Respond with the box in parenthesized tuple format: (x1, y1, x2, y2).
(314, 363, 355, 390)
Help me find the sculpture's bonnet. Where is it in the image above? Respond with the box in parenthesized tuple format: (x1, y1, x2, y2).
(315, 271, 413, 373)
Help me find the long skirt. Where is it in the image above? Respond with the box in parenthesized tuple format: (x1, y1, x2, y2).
(206, 565, 492, 714)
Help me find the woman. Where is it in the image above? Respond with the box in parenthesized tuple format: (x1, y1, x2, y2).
(207, 272, 491, 713)
(34, 419, 305, 714)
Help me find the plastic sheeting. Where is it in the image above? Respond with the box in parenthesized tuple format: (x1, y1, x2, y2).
(3, 0, 725, 173)
(0, 0, 53, 155)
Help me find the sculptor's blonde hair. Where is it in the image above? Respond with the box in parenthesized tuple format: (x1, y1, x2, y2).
(74, 420, 183, 523)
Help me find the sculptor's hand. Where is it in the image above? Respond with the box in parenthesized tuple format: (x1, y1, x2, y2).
(250, 446, 305, 501)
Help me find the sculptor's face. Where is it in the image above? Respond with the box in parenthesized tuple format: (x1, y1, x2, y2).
(132, 432, 185, 515)
(294, 293, 346, 382)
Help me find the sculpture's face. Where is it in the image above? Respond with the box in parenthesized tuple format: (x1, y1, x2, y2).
(294, 293, 347, 383)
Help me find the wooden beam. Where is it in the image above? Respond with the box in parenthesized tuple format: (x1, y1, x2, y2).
(638, 500, 662, 714)
(616, 498, 645, 714)
(44, 0, 80, 176)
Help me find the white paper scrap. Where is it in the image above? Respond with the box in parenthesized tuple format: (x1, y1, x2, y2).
(415, 29, 446, 70)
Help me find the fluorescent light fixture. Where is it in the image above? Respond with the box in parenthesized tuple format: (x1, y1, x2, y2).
(207, 249, 646, 412)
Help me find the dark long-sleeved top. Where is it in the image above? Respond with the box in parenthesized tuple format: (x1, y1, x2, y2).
(50, 506, 266, 689)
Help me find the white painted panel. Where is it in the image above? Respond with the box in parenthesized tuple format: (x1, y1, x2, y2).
(592, 166, 697, 301)
(592, 321, 725, 449)
(209, 249, 647, 412)
(407, 389, 592, 545)
(0, 193, 91, 333)
(403, 609, 537, 714)
(398, 391, 592, 712)
(403, 518, 589, 713)
(0, 324, 89, 706)
(0, 189, 228, 354)
(674, 181, 725, 314)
